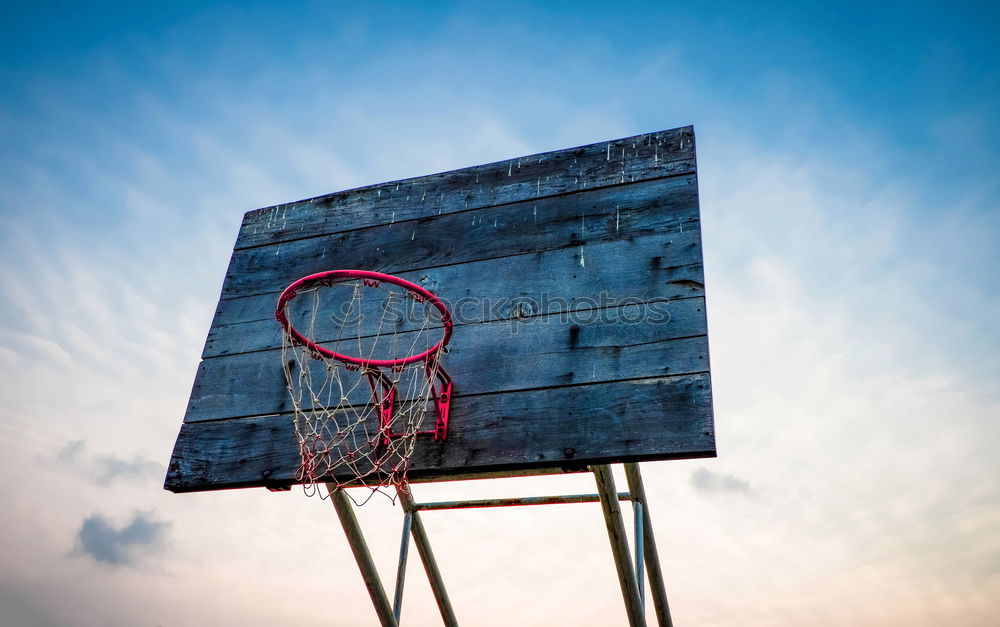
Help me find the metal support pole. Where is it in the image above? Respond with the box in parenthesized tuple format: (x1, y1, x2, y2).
(397, 488, 459, 627)
(327, 485, 399, 627)
(592, 465, 647, 627)
(624, 463, 673, 627)
(634, 500, 645, 610)
(393, 511, 414, 622)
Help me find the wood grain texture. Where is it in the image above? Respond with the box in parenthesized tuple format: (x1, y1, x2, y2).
(235, 126, 695, 249)
(220, 173, 698, 301)
(205, 175, 702, 353)
(203, 238, 705, 358)
(187, 297, 709, 421)
(165, 373, 714, 492)
(208, 237, 703, 329)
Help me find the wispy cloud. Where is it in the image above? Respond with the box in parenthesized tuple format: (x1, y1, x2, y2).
(691, 467, 752, 495)
(56, 439, 86, 464)
(74, 511, 171, 567)
(56, 440, 163, 487)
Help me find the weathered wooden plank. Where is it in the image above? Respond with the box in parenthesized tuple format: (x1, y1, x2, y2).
(203, 238, 705, 358)
(186, 296, 710, 422)
(164, 373, 715, 492)
(221, 173, 698, 301)
(209, 234, 703, 332)
(236, 126, 695, 249)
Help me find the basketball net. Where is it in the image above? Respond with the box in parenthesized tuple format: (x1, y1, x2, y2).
(276, 271, 453, 504)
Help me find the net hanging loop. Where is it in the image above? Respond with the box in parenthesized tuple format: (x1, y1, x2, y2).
(276, 270, 454, 501)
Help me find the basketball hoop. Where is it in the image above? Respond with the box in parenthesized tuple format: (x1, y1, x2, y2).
(276, 270, 453, 500)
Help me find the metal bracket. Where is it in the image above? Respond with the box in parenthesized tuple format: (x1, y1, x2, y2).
(365, 366, 453, 445)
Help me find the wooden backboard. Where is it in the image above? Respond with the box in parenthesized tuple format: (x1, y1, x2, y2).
(164, 126, 715, 492)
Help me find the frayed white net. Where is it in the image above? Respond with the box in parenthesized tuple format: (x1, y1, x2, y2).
(277, 273, 451, 503)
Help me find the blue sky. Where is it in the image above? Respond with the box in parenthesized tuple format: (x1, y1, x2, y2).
(1, 2, 998, 625)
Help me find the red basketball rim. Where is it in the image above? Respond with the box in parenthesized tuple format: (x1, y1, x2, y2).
(275, 270, 453, 368)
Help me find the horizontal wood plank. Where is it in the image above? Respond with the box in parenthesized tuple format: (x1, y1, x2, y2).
(236, 126, 695, 249)
(221, 173, 699, 300)
(203, 237, 706, 358)
(165, 373, 715, 492)
(187, 297, 710, 421)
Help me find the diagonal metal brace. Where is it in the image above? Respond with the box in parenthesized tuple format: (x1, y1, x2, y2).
(328, 485, 399, 627)
(397, 488, 459, 627)
(625, 463, 673, 627)
(592, 465, 647, 627)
